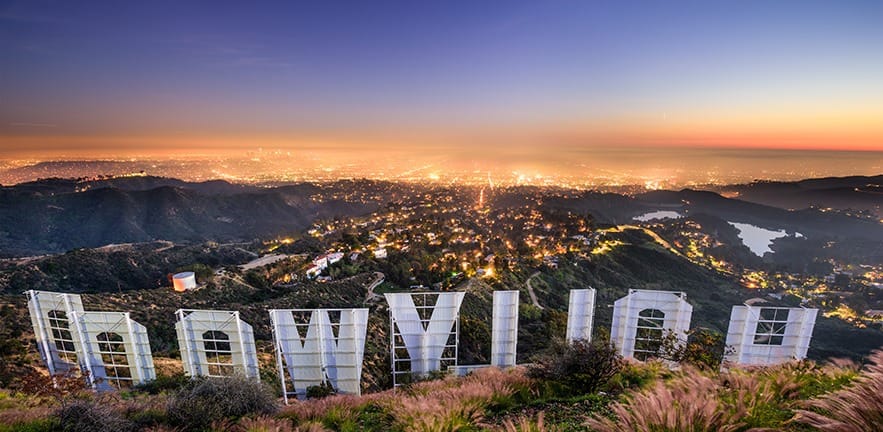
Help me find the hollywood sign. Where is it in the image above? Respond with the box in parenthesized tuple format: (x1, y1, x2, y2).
(26, 290, 155, 390)
(26, 288, 817, 397)
(270, 308, 369, 402)
(176, 309, 260, 380)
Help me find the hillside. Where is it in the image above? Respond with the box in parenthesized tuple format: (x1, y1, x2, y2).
(2, 175, 878, 258)
(3, 225, 881, 395)
(3, 219, 883, 431)
(710, 175, 883, 217)
(635, 188, 882, 241)
(0, 179, 382, 256)
(2, 174, 882, 408)
(0, 242, 256, 294)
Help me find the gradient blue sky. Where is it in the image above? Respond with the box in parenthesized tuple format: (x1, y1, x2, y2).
(1, 0, 882, 156)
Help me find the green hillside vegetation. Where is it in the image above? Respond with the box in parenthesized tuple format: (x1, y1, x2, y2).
(2, 206, 883, 430)
(0, 242, 255, 294)
(2, 223, 882, 394)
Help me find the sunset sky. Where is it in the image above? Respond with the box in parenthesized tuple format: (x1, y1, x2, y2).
(1, 0, 882, 158)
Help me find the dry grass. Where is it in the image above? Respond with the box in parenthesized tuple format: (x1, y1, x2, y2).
(141, 426, 182, 432)
(498, 412, 554, 432)
(2, 355, 873, 432)
(586, 367, 747, 432)
(280, 392, 380, 425)
(385, 367, 530, 432)
(0, 404, 55, 426)
(386, 381, 495, 431)
(150, 357, 184, 378)
(277, 366, 531, 432)
(586, 358, 859, 432)
(793, 350, 883, 431)
(236, 415, 298, 432)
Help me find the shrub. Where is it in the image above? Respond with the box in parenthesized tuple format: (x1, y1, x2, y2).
(119, 398, 170, 430)
(305, 381, 336, 399)
(396, 369, 449, 389)
(658, 328, 729, 371)
(527, 338, 623, 395)
(604, 359, 670, 394)
(14, 369, 90, 404)
(55, 400, 135, 432)
(134, 373, 190, 395)
(166, 376, 279, 430)
(0, 418, 60, 432)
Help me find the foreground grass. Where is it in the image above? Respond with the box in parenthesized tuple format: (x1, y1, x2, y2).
(2, 353, 882, 431)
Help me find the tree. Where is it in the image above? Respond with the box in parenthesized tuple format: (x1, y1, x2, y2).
(658, 328, 730, 370)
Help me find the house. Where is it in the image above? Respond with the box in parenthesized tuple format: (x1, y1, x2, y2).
(312, 255, 329, 270)
(327, 252, 344, 265)
(306, 264, 322, 279)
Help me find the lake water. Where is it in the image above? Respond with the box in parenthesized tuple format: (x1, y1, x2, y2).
(729, 222, 793, 256)
(634, 211, 683, 222)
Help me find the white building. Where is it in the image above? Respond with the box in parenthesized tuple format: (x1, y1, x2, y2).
(374, 248, 388, 259)
(307, 252, 344, 278)
(305, 264, 322, 279)
(327, 252, 344, 264)
(724, 304, 818, 365)
(172, 272, 198, 292)
(312, 255, 329, 270)
(610, 289, 693, 360)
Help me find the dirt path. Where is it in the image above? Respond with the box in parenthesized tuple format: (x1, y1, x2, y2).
(525, 272, 544, 309)
(366, 272, 385, 301)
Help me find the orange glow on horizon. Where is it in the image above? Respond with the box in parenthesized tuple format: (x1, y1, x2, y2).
(2, 106, 882, 159)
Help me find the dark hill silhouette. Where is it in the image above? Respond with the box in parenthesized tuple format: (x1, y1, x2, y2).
(9, 176, 259, 195)
(711, 175, 882, 217)
(636, 189, 882, 241)
(0, 181, 378, 256)
(1, 175, 879, 256)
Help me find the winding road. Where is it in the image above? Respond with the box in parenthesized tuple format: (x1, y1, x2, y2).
(366, 272, 385, 301)
(525, 272, 544, 309)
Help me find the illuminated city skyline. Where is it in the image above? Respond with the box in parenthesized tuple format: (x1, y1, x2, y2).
(1, 1, 882, 179)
